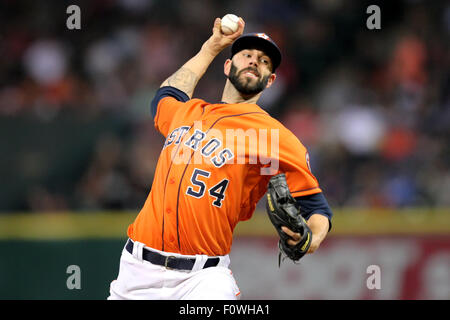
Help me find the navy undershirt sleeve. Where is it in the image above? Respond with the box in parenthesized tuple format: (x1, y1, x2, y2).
(295, 192, 333, 231)
(150, 86, 190, 119)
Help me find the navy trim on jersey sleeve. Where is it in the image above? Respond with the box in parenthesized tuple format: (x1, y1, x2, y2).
(150, 86, 190, 119)
(295, 192, 333, 231)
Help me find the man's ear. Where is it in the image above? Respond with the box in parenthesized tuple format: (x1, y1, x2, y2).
(266, 73, 277, 89)
(224, 59, 232, 77)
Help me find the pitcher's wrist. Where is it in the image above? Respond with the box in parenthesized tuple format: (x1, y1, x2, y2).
(201, 40, 223, 58)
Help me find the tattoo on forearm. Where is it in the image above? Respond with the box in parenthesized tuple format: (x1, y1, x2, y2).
(167, 68, 198, 96)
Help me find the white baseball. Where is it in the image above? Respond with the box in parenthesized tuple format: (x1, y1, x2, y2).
(220, 14, 240, 35)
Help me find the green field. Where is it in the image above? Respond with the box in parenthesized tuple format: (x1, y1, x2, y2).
(0, 208, 449, 240)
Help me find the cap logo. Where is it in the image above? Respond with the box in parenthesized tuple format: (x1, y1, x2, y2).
(256, 33, 270, 40)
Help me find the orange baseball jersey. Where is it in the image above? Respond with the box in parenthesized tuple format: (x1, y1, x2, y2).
(127, 94, 322, 256)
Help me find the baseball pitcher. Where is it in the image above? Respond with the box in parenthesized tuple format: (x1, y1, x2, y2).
(108, 16, 333, 300)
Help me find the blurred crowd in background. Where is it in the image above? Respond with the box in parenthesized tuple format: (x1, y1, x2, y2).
(0, 0, 449, 212)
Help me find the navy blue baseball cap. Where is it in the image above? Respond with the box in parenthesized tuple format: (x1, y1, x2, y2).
(231, 33, 282, 72)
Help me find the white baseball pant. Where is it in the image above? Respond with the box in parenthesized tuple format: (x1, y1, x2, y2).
(107, 240, 241, 300)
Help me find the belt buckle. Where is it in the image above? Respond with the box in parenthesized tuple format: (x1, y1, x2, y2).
(164, 255, 177, 270)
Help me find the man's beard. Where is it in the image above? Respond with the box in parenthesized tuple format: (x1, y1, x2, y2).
(228, 63, 270, 96)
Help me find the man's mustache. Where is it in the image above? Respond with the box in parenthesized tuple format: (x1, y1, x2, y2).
(239, 67, 260, 78)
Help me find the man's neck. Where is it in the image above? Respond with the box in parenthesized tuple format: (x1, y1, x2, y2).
(221, 80, 262, 104)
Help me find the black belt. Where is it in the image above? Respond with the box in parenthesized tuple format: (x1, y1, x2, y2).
(125, 239, 220, 271)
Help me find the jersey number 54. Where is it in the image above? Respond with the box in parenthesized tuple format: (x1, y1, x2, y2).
(186, 168, 229, 208)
